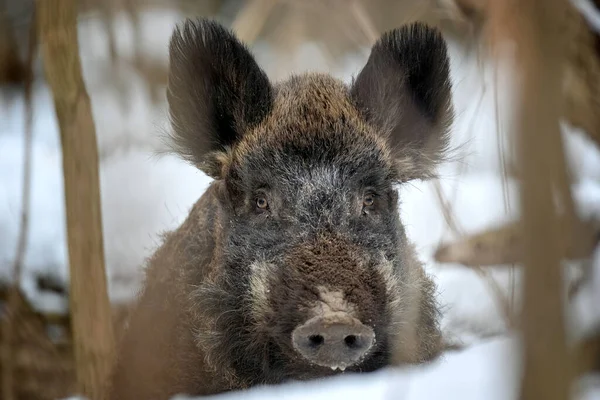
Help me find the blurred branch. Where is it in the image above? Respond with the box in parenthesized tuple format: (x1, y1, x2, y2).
(231, 0, 278, 44)
(433, 180, 464, 236)
(438, 0, 600, 150)
(563, 4, 600, 150)
(97, 0, 119, 67)
(434, 217, 599, 267)
(130, 56, 168, 103)
(37, 0, 116, 398)
(348, 0, 379, 44)
(0, 6, 37, 400)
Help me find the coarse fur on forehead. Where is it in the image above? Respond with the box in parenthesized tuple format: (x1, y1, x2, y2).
(228, 73, 398, 182)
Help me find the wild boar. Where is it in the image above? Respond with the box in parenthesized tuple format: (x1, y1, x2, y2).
(108, 17, 454, 400)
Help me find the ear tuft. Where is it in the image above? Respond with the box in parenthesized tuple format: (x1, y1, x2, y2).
(166, 18, 273, 178)
(351, 22, 454, 182)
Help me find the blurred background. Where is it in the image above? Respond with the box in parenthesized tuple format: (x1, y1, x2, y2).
(1, 0, 600, 399)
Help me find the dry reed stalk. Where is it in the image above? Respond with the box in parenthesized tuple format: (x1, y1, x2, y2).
(563, 4, 600, 149)
(267, 5, 310, 79)
(437, 0, 600, 150)
(230, 0, 278, 45)
(122, 0, 142, 63)
(348, 0, 379, 44)
(97, 0, 119, 67)
(573, 329, 600, 376)
(432, 180, 464, 237)
(358, 0, 434, 34)
(93, 0, 142, 63)
(484, 1, 572, 399)
(297, 1, 368, 61)
(432, 178, 517, 327)
(1, 7, 37, 400)
(325, 1, 374, 49)
(37, 0, 116, 398)
(544, 8, 587, 268)
(435, 0, 486, 21)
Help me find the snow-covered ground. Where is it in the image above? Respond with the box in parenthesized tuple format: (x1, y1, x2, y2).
(186, 335, 600, 400)
(1, 6, 599, 400)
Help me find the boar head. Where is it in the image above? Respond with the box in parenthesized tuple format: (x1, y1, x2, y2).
(166, 18, 453, 385)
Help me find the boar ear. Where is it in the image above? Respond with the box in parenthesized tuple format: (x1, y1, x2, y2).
(350, 22, 454, 182)
(167, 18, 273, 178)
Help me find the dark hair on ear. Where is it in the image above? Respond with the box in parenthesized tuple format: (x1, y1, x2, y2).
(166, 18, 273, 178)
(351, 22, 454, 182)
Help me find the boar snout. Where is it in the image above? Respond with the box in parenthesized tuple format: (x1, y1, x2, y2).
(291, 312, 375, 370)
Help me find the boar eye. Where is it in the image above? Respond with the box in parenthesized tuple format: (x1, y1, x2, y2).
(362, 193, 376, 215)
(256, 195, 269, 211)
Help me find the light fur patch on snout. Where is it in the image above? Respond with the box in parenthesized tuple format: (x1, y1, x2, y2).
(310, 286, 358, 318)
(248, 261, 277, 323)
(375, 251, 428, 364)
(374, 256, 403, 320)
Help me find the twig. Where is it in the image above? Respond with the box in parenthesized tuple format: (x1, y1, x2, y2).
(562, 4, 600, 151)
(348, 0, 379, 44)
(434, 217, 599, 267)
(433, 180, 464, 237)
(1, 7, 37, 400)
(38, 0, 116, 398)
(98, 0, 118, 67)
(433, 173, 517, 327)
(441, 0, 600, 150)
(572, 0, 600, 33)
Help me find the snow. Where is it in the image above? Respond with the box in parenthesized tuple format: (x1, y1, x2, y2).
(178, 336, 600, 400)
(2, 5, 600, 400)
(62, 336, 600, 400)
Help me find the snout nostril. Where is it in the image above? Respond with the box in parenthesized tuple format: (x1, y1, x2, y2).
(308, 334, 324, 347)
(292, 315, 375, 369)
(344, 335, 357, 348)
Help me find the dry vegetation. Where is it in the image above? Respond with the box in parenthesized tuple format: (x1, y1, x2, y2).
(1, 0, 599, 399)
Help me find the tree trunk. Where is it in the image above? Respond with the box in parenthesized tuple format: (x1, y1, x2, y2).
(37, 1, 115, 398)
(486, 1, 572, 400)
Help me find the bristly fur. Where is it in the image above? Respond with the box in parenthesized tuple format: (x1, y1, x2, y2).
(350, 22, 454, 182)
(166, 19, 274, 178)
(108, 18, 453, 400)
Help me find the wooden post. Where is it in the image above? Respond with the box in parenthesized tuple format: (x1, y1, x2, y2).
(486, 1, 572, 400)
(37, 0, 115, 398)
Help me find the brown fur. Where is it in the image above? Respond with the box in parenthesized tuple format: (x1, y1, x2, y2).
(108, 186, 442, 399)
(108, 19, 452, 399)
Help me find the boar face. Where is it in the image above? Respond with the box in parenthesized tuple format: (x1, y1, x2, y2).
(167, 19, 453, 385)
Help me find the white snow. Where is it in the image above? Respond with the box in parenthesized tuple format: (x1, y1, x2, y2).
(3, 5, 600, 400)
(179, 336, 600, 400)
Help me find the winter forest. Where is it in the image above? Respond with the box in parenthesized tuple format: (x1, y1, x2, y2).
(1, 0, 600, 399)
